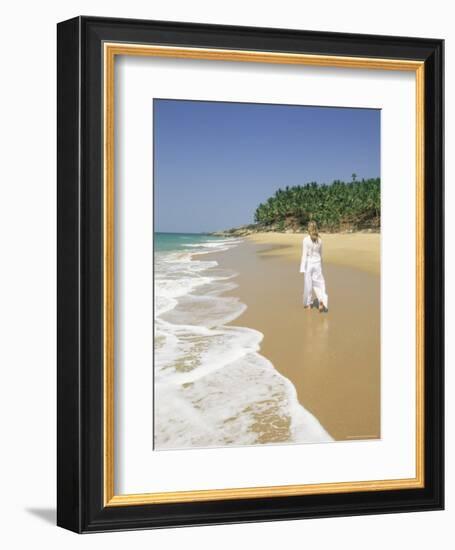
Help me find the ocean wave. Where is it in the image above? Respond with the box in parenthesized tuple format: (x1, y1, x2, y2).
(154, 237, 332, 449)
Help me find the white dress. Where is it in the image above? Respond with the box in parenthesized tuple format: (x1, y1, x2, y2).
(300, 236, 328, 308)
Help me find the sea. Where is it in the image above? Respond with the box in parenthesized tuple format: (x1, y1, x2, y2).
(154, 232, 332, 450)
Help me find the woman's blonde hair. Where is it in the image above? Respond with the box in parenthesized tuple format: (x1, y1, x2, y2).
(308, 221, 319, 243)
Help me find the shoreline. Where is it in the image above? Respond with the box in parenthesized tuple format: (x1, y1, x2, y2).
(210, 232, 381, 441)
(155, 235, 334, 448)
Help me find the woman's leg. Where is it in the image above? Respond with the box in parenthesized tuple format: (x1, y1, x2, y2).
(312, 263, 328, 309)
(303, 266, 314, 307)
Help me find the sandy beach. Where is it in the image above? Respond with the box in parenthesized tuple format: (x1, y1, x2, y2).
(211, 232, 380, 441)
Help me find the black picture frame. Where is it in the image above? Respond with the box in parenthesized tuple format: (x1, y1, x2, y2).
(57, 16, 444, 533)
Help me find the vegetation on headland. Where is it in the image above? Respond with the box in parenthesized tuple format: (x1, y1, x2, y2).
(212, 177, 380, 236)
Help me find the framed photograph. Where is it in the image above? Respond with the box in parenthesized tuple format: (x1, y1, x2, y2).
(57, 16, 444, 533)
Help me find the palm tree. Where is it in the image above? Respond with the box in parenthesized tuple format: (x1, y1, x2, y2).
(253, 178, 380, 232)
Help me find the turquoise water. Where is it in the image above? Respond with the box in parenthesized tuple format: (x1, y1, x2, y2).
(155, 232, 224, 252)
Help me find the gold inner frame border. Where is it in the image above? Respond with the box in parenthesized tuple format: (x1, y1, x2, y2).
(103, 43, 425, 506)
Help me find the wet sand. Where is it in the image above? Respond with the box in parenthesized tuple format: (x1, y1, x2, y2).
(211, 232, 380, 441)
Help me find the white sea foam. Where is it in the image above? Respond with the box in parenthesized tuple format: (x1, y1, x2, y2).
(154, 237, 332, 449)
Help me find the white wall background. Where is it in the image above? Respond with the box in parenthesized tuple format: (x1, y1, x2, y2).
(0, 0, 450, 547)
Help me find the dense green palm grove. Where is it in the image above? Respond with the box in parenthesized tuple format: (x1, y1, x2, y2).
(254, 178, 380, 231)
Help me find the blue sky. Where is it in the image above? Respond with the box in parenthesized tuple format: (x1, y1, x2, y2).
(154, 99, 380, 233)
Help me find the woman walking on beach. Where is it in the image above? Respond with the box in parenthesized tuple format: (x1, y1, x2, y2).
(300, 221, 328, 312)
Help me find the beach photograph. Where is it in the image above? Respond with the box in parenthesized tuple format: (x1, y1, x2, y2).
(153, 98, 380, 450)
